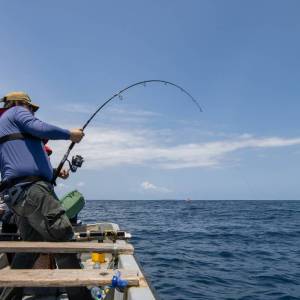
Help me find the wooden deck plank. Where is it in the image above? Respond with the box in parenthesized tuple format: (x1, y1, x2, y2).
(0, 269, 140, 287)
(0, 241, 133, 254)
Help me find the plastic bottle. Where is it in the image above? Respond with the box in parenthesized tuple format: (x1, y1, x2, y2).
(90, 286, 102, 299)
(91, 252, 105, 269)
(93, 261, 101, 269)
(111, 271, 128, 292)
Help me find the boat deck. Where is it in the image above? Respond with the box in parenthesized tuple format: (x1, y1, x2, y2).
(0, 222, 157, 300)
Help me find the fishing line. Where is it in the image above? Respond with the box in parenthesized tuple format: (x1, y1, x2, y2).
(53, 79, 202, 183)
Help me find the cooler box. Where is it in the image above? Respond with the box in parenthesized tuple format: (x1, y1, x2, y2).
(59, 190, 85, 219)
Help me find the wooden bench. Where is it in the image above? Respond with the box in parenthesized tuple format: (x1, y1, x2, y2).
(0, 242, 137, 288)
(0, 241, 134, 254)
(0, 269, 140, 287)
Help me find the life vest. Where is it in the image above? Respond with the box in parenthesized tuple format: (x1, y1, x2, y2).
(0, 108, 53, 156)
(44, 144, 53, 156)
(0, 108, 7, 117)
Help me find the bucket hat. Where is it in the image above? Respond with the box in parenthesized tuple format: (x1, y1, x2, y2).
(0, 91, 39, 112)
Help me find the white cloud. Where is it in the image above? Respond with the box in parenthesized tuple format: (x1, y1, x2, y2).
(60, 103, 96, 114)
(48, 126, 300, 170)
(108, 107, 161, 118)
(141, 181, 156, 190)
(57, 183, 69, 189)
(60, 103, 161, 123)
(141, 181, 171, 193)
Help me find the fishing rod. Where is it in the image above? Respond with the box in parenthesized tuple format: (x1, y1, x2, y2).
(53, 80, 202, 183)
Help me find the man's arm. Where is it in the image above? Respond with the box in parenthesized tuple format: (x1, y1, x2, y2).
(14, 106, 84, 142)
(14, 106, 70, 140)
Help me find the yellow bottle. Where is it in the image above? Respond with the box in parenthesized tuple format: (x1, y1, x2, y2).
(91, 252, 106, 268)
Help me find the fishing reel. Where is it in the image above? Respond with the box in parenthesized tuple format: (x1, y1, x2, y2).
(67, 155, 84, 173)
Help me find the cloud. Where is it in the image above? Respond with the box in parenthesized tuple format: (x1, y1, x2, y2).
(60, 103, 96, 114)
(49, 126, 300, 170)
(77, 181, 85, 187)
(141, 181, 171, 193)
(60, 103, 161, 123)
(57, 183, 69, 189)
(108, 107, 161, 118)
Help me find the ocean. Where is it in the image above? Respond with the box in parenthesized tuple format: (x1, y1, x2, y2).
(80, 200, 300, 300)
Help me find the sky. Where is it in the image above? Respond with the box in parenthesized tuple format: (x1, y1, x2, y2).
(1, 0, 300, 200)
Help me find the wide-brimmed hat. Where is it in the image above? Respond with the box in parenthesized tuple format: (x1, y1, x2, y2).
(0, 91, 39, 112)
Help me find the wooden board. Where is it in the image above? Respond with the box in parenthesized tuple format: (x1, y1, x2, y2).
(0, 253, 8, 269)
(0, 269, 140, 287)
(0, 241, 134, 254)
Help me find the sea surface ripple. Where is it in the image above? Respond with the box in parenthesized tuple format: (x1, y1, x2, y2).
(80, 200, 300, 300)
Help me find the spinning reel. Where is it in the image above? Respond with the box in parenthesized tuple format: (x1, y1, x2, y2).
(67, 155, 84, 173)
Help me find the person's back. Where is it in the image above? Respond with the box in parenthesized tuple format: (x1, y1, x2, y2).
(0, 106, 55, 181)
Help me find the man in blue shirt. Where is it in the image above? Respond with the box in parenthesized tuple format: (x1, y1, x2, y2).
(0, 92, 93, 300)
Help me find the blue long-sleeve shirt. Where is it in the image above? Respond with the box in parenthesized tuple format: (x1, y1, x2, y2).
(0, 106, 70, 182)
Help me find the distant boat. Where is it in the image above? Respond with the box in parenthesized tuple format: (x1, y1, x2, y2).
(185, 198, 192, 202)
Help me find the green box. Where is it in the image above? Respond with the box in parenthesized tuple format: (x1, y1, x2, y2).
(59, 190, 85, 219)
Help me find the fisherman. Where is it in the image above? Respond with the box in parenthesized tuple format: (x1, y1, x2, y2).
(0, 142, 67, 250)
(0, 92, 93, 300)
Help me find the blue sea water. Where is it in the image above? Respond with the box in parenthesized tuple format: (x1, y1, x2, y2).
(80, 200, 300, 300)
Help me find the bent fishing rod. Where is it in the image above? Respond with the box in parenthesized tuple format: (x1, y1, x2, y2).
(52, 79, 202, 183)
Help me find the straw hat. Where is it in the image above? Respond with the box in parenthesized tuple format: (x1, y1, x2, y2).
(0, 91, 39, 112)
